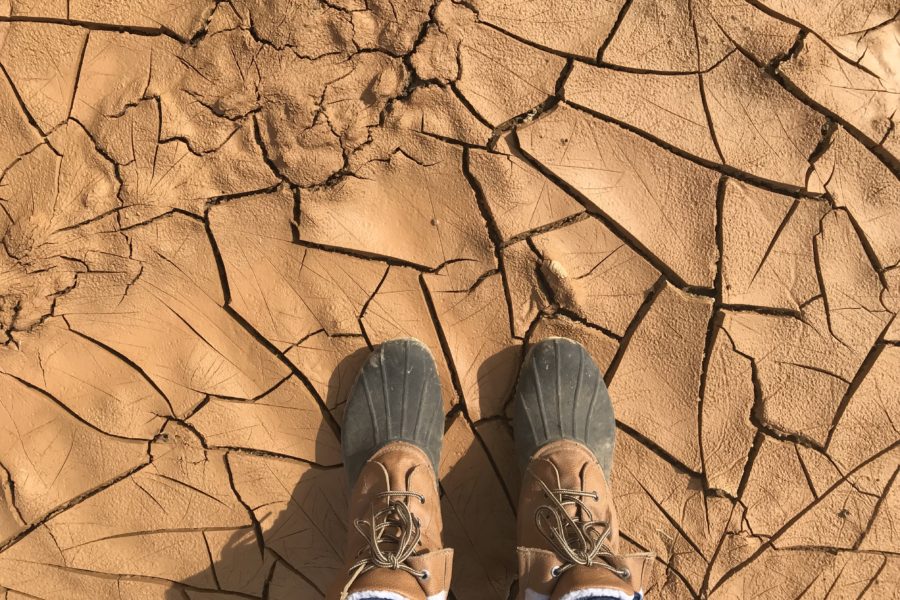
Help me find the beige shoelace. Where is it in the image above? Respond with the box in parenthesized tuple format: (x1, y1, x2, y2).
(534, 479, 629, 580)
(340, 491, 427, 598)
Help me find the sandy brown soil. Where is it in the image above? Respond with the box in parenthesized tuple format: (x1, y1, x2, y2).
(0, 0, 898, 598)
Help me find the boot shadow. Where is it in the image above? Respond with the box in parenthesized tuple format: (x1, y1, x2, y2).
(160, 443, 348, 599)
(439, 344, 523, 599)
(475, 343, 524, 419)
(162, 343, 524, 600)
(160, 349, 373, 599)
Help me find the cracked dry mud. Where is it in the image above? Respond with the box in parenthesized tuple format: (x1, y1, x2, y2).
(0, 0, 898, 598)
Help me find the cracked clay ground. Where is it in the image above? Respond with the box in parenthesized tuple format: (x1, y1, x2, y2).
(0, 0, 898, 598)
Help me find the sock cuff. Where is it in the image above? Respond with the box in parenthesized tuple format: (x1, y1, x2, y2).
(524, 589, 640, 600)
(344, 592, 448, 600)
(558, 590, 639, 600)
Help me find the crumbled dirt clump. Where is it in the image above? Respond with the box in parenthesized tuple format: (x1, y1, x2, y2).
(0, 0, 898, 598)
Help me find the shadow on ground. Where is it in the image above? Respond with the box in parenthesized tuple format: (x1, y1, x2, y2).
(160, 345, 525, 600)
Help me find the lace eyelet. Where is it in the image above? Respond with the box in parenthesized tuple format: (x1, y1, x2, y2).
(619, 567, 631, 580)
(420, 570, 430, 580)
(550, 566, 561, 578)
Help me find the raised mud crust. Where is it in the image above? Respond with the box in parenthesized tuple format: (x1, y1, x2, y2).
(342, 338, 444, 487)
(514, 337, 615, 479)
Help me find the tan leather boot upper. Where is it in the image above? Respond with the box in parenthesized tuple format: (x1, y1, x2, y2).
(330, 441, 452, 600)
(517, 440, 653, 600)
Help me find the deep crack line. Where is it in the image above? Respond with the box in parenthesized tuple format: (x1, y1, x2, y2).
(749, 39, 900, 178)
(689, 0, 725, 163)
(0, 366, 163, 443)
(223, 452, 266, 559)
(0, 459, 151, 555)
(0, 14, 189, 42)
(0, 60, 48, 137)
(698, 176, 728, 496)
(486, 58, 573, 150)
(509, 129, 709, 290)
(202, 208, 342, 439)
(825, 340, 889, 451)
(709, 439, 900, 594)
(603, 276, 666, 386)
(596, 0, 634, 64)
(853, 465, 899, 551)
(461, 147, 513, 338)
(562, 100, 821, 199)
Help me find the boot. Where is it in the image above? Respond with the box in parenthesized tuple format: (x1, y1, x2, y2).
(513, 338, 654, 600)
(330, 339, 452, 600)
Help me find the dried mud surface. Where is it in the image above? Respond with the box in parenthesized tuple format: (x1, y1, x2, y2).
(0, 1, 898, 598)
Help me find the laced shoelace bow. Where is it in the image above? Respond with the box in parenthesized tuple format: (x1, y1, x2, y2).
(534, 479, 629, 580)
(340, 491, 428, 598)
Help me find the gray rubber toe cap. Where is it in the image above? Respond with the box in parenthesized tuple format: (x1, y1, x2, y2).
(342, 338, 443, 487)
(513, 337, 616, 478)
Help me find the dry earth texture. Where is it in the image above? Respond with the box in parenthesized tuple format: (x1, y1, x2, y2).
(0, 0, 898, 598)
